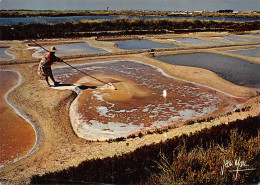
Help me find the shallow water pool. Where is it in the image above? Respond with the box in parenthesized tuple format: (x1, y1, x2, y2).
(221, 36, 260, 43)
(53, 61, 245, 140)
(0, 71, 36, 167)
(31, 42, 108, 58)
(113, 40, 179, 50)
(244, 33, 260, 37)
(0, 47, 14, 61)
(154, 53, 260, 88)
(226, 48, 260, 57)
(170, 38, 229, 46)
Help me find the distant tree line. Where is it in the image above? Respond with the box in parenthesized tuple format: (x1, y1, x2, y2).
(217, 10, 234, 13)
(1, 10, 260, 18)
(1, 19, 259, 40)
(0, 10, 167, 17)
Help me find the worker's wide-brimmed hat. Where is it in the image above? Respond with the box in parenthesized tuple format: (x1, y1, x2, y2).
(49, 46, 57, 52)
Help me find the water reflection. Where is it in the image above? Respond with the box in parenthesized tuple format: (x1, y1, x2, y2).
(245, 33, 260, 37)
(227, 48, 260, 57)
(53, 61, 245, 140)
(221, 36, 260, 43)
(0, 47, 14, 61)
(113, 40, 179, 50)
(31, 42, 108, 58)
(1, 16, 259, 26)
(169, 38, 229, 46)
(154, 53, 260, 88)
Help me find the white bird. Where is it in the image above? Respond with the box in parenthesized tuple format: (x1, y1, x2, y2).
(163, 89, 167, 98)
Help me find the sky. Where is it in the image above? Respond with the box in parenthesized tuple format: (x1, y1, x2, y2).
(0, 0, 259, 11)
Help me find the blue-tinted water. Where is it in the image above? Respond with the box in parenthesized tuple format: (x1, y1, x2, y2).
(113, 40, 179, 50)
(227, 49, 260, 57)
(221, 36, 260, 43)
(32, 42, 107, 58)
(154, 53, 260, 88)
(1, 15, 259, 26)
(172, 38, 229, 46)
(245, 33, 260, 37)
(0, 47, 14, 60)
(0, 15, 122, 26)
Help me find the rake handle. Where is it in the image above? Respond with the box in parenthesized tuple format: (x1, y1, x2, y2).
(12, 27, 112, 87)
(61, 61, 111, 86)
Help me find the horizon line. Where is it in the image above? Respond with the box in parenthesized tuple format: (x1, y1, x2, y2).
(2, 9, 258, 12)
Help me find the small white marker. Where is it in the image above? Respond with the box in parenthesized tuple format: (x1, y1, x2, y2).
(163, 89, 167, 98)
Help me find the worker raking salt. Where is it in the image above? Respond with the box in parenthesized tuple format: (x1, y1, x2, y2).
(38, 46, 64, 87)
(11, 27, 117, 90)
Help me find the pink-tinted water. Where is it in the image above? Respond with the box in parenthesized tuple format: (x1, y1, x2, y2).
(0, 71, 36, 166)
(54, 61, 247, 140)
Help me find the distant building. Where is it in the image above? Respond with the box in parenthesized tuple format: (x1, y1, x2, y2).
(171, 12, 187, 15)
(194, 11, 203, 13)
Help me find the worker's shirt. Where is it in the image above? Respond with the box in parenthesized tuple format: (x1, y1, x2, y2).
(44, 53, 62, 66)
(38, 52, 62, 77)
